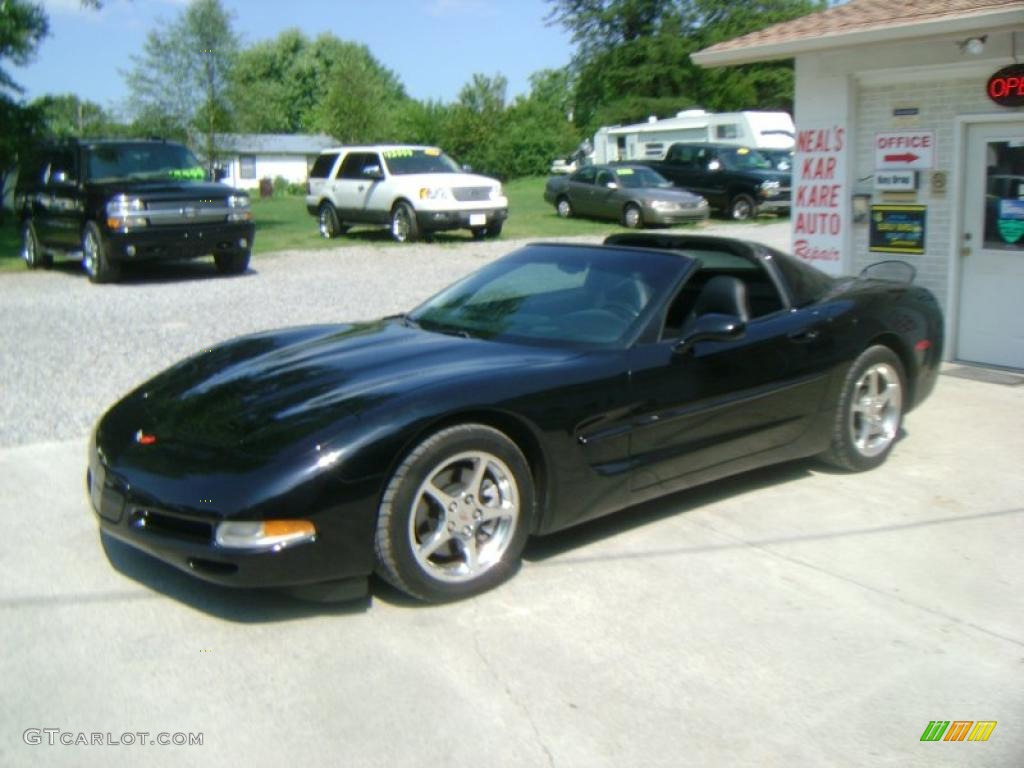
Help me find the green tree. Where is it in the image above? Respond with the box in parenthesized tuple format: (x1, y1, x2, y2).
(125, 0, 239, 167)
(228, 30, 407, 142)
(547, 0, 825, 130)
(30, 93, 123, 138)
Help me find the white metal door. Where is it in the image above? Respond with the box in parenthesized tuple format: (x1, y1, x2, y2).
(957, 123, 1024, 369)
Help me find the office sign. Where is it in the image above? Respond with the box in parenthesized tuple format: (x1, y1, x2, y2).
(875, 131, 935, 170)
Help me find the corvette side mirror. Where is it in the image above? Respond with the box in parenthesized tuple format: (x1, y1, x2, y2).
(673, 313, 745, 355)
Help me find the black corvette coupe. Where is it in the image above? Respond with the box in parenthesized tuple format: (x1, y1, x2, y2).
(88, 233, 943, 602)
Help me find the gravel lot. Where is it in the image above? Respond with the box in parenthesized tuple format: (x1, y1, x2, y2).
(0, 222, 789, 448)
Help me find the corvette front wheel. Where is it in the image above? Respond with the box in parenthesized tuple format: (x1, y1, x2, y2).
(374, 424, 533, 602)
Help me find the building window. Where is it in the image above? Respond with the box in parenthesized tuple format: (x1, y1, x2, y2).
(239, 156, 256, 179)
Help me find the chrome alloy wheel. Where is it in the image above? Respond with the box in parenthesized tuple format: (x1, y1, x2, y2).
(408, 450, 519, 583)
(318, 206, 335, 238)
(82, 226, 99, 276)
(849, 362, 903, 457)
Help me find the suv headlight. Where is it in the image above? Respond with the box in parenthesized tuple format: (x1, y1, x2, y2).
(491, 185, 503, 201)
(105, 196, 147, 230)
(226, 194, 252, 222)
(419, 187, 451, 201)
(760, 180, 781, 198)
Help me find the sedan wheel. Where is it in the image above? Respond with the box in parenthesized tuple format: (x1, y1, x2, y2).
(556, 197, 573, 218)
(822, 345, 905, 471)
(375, 424, 533, 601)
(622, 204, 643, 229)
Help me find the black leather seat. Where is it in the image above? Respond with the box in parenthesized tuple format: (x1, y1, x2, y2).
(678, 275, 749, 336)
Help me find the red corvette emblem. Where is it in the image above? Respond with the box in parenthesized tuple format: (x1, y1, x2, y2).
(135, 430, 157, 445)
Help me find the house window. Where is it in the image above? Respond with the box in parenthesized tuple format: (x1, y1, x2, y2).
(239, 156, 256, 179)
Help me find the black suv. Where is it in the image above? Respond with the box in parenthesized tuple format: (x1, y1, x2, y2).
(15, 139, 255, 283)
(639, 142, 791, 220)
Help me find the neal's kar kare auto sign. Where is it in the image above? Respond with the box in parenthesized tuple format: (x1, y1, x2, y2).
(792, 125, 846, 275)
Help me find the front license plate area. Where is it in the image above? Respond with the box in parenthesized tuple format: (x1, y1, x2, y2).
(469, 213, 486, 227)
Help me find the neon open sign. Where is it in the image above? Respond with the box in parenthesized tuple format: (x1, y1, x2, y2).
(987, 64, 1024, 107)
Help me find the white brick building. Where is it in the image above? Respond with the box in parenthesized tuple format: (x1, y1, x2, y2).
(695, 0, 1024, 369)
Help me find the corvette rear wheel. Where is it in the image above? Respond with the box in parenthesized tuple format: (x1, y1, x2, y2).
(375, 424, 533, 602)
(822, 345, 905, 471)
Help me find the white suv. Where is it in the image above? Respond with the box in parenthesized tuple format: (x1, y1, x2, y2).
(305, 145, 508, 242)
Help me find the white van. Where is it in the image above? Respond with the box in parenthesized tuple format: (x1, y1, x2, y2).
(592, 110, 795, 164)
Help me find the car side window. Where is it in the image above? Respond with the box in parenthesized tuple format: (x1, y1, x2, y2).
(339, 153, 374, 179)
(596, 170, 614, 186)
(309, 152, 339, 179)
(660, 248, 786, 340)
(572, 167, 597, 185)
(47, 148, 78, 185)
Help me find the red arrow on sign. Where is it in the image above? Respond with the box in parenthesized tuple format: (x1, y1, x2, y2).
(884, 153, 919, 163)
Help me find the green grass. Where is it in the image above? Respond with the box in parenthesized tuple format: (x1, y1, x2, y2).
(0, 175, 702, 273)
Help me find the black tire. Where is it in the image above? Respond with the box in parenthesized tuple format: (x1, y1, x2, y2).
(484, 220, 503, 238)
(214, 250, 251, 276)
(21, 221, 51, 269)
(81, 222, 120, 284)
(622, 203, 643, 229)
(555, 196, 573, 218)
(470, 227, 486, 240)
(821, 345, 906, 471)
(729, 193, 758, 221)
(318, 202, 344, 239)
(374, 424, 534, 602)
(390, 201, 419, 243)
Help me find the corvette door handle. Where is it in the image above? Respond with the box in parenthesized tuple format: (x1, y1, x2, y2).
(788, 329, 821, 343)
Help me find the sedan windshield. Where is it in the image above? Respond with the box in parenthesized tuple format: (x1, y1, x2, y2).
(409, 244, 690, 347)
(615, 167, 672, 189)
(383, 148, 462, 175)
(85, 143, 205, 182)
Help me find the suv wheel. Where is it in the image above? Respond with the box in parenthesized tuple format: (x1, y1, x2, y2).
(390, 202, 419, 243)
(214, 250, 251, 276)
(21, 221, 52, 269)
(729, 194, 757, 221)
(318, 202, 345, 239)
(82, 222, 121, 284)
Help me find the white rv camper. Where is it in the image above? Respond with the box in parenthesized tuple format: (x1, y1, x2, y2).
(591, 110, 795, 164)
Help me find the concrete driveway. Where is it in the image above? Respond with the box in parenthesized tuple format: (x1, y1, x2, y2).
(1, 226, 1022, 767)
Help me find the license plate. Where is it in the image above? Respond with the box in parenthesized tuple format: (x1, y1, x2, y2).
(469, 214, 486, 227)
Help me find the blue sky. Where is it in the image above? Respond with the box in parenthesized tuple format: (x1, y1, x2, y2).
(17, 0, 575, 115)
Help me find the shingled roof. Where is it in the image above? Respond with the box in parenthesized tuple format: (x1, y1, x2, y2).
(693, 0, 1024, 66)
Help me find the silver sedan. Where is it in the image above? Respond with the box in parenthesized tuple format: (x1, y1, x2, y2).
(544, 164, 709, 228)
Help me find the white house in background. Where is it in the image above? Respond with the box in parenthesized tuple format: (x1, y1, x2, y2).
(213, 133, 337, 190)
(693, 0, 1024, 370)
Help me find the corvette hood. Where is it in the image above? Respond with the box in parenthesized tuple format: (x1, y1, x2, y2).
(129, 319, 570, 452)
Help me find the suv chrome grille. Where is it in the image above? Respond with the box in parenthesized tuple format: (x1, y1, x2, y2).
(145, 199, 229, 225)
(452, 187, 492, 202)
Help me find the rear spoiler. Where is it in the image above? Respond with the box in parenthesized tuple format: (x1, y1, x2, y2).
(858, 260, 916, 284)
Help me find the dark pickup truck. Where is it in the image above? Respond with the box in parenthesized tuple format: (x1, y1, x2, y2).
(15, 139, 254, 283)
(636, 142, 791, 220)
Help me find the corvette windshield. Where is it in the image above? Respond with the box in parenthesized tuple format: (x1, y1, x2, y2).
(383, 148, 461, 175)
(85, 143, 206, 182)
(409, 244, 689, 347)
